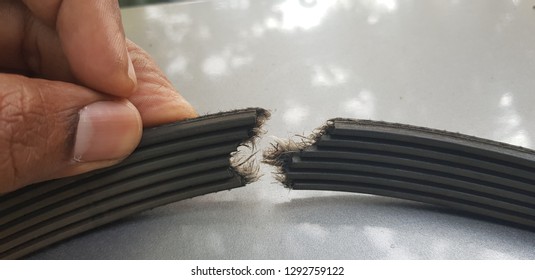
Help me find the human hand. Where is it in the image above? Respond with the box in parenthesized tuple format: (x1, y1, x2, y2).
(0, 0, 197, 193)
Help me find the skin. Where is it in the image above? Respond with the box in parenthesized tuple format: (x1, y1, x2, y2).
(0, 0, 197, 193)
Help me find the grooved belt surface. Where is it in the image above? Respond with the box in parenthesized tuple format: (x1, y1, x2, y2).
(271, 119, 535, 230)
(0, 108, 267, 259)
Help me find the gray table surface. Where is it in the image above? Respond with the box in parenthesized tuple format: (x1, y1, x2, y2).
(32, 0, 535, 259)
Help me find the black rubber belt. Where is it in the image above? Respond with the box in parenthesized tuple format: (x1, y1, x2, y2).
(0, 108, 268, 259)
(265, 118, 535, 230)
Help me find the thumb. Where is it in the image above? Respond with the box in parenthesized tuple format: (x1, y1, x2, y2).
(0, 74, 142, 193)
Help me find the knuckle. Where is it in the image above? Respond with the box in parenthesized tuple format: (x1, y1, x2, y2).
(0, 77, 51, 190)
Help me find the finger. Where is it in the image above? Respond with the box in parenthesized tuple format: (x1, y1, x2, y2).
(0, 74, 142, 193)
(21, 0, 61, 27)
(19, 17, 75, 82)
(24, 0, 137, 97)
(126, 40, 198, 127)
(0, 0, 29, 73)
(18, 1, 73, 81)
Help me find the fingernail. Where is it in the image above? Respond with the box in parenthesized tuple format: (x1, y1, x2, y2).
(74, 100, 142, 162)
(127, 52, 137, 87)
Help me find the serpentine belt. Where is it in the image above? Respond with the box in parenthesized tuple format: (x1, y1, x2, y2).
(264, 118, 535, 231)
(3, 112, 535, 259)
(0, 108, 268, 259)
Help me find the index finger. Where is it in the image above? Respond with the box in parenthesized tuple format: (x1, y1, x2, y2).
(23, 0, 137, 97)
